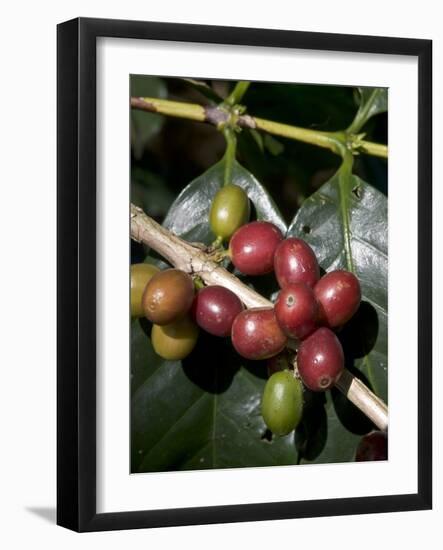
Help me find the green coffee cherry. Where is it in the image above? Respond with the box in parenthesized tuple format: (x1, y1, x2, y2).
(130, 263, 159, 318)
(151, 316, 199, 360)
(261, 370, 303, 436)
(209, 184, 250, 241)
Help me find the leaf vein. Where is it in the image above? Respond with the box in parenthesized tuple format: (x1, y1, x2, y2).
(138, 392, 210, 469)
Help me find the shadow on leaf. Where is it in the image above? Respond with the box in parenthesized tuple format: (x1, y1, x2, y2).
(332, 300, 380, 434)
(295, 391, 328, 461)
(242, 358, 269, 381)
(338, 301, 379, 359)
(331, 359, 376, 435)
(182, 331, 239, 394)
(138, 316, 153, 336)
(237, 271, 281, 304)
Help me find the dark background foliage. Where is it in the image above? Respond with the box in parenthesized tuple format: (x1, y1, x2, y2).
(131, 78, 387, 234)
(130, 77, 387, 473)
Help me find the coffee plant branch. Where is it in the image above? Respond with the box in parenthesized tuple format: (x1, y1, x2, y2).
(225, 80, 251, 106)
(130, 203, 389, 432)
(130, 96, 388, 159)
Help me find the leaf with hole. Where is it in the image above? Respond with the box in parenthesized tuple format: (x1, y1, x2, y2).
(288, 169, 387, 463)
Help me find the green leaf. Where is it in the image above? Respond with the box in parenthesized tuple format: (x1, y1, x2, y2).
(287, 170, 387, 463)
(131, 76, 167, 159)
(181, 78, 224, 104)
(348, 87, 388, 134)
(163, 159, 287, 243)
(131, 319, 299, 472)
(131, 167, 175, 220)
(249, 129, 265, 153)
(264, 134, 285, 156)
(131, 163, 291, 473)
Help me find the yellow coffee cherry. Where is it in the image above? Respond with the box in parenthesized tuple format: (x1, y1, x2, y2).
(130, 263, 159, 318)
(151, 316, 199, 360)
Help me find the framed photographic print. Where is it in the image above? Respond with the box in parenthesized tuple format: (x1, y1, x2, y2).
(57, 17, 432, 532)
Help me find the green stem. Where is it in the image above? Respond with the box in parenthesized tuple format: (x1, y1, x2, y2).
(225, 81, 250, 106)
(211, 236, 223, 249)
(223, 129, 237, 186)
(347, 89, 378, 134)
(347, 89, 379, 134)
(254, 118, 343, 156)
(193, 276, 206, 290)
(130, 97, 387, 159)
(359, 140, 388, 158)
(338, 151, 355, 272)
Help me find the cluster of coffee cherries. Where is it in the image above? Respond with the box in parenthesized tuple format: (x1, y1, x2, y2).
(131, 184, 364, 442)
(131, 265, 199, 361)
(228, 219, 362, 437)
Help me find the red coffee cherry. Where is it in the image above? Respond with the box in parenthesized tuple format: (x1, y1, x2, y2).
(192, 285, 243, 337)
(274, 238, 320, 289)
(229, 221, 283, 276)
(314, 270, 361, 328)
(274, 283, 318, 340)
(355, 431, 388, 461)
(297, 327, 344, 391)
(231, 307, 287, 360)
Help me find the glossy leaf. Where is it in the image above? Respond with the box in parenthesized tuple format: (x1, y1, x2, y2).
(348, 87, 388, 133)
(130, 82, 388, 471)
(288, 170, 387, 463)
(163, 158, 287, 243)
(131, 319, 300, 472)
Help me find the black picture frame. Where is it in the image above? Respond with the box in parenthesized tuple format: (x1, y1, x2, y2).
(57, 17, 432, 532)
